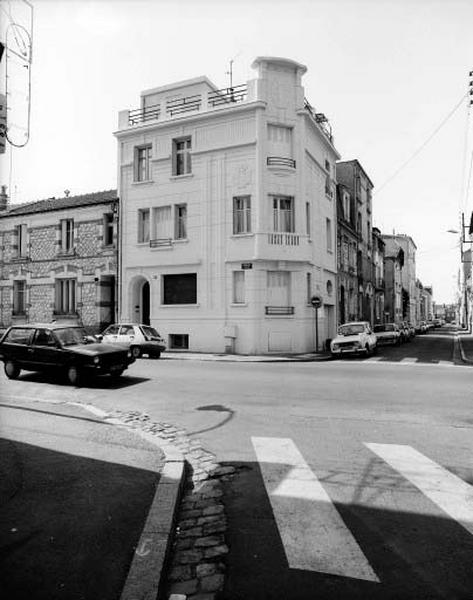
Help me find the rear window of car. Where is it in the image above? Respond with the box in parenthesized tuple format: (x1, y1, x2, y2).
(120, 325, 135, 335)
(140, 326, 160, 339)
(103, 325, 119, 335)
(373, 325, 385, 333)
(4, 328, 32, 344)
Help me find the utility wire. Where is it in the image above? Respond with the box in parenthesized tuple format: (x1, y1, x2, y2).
(377, 91, 468, 195)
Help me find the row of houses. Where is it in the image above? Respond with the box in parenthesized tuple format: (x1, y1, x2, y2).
(0, 56, 435, 354)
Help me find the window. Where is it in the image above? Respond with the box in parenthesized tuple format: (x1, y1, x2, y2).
(173, 137, 191, 176)
(152, 206, 172, 240)
(233, 196, 251, 234)
(162, 273, 197, 304)
(103, 213, 114, 246)
(272, 196, 294, 232)
(32, 329, 56, 347)
(305, 202, 310, 236)
(232, 271, 245, 304)
(138, 209, 150, 243)
(13, 280, 26, 315)
(55, 279, 76, 314)
(169, 334, 189, 349)
(175, 204, 187, 239)
(60, 219, 74, 252)
(306, 272, 312, 303)
(267, 271, 290, 306)
(326, 218, 332, 252)
(15, 224, 27, 257)
(325, 161, 332, 197)
(343, 192, 351, 222)
(135, 144, 152, 182)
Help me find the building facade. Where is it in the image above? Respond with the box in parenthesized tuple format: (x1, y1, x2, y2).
(336, 183, 358, 323)
(382, 234, 417, 323)
(115, 56, 340, 354)
(383, 245, 404, 323)
(0, 190, 119, 332)
(336, 159, 374, 323)
(372, 227, 385, 324)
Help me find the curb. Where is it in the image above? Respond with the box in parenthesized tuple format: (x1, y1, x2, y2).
(161, 353, 333, 363)
(76, 403, 185, 600)
(455, 334, 473, 365)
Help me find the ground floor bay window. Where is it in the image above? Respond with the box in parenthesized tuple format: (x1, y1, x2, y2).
(55, 278, 76, 315)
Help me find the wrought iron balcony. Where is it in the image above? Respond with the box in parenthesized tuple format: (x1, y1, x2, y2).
(128, 104, 161, 126)
(267, 233, 300, 246)
(166, 94, 202, 117)
(265, 306, 295, 316)
(208, 84, 248, 107)
(267, 156, 296, 168)
(149, 238, 172, 248)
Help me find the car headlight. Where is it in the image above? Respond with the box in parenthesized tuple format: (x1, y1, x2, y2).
(332, 344, 339, 350)
(93, 356, 100, 365)
(127, 350, 132, 358)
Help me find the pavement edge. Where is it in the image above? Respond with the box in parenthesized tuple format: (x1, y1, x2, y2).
(78, 404, 186, 600)
(455, 333, 473, 364)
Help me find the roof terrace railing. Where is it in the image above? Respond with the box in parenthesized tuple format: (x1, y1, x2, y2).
(304, 98, 333, 142)
(166, 94, 202, 117)
(128, 103, 161, 126)
(208, 84, 248, 107)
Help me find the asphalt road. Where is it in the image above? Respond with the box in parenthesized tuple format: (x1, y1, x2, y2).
(1, 327, 472, 599)
(0, 401, 163, 600)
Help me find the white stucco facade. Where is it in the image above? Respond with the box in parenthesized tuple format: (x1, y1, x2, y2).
(115, 57, 339, 354)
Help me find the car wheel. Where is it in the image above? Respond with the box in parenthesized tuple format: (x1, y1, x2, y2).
(67, 365, 81, 386)
(365, 344, 371, 357)
(152, 351, 161, 359)
(110, 369, 124, 379)
(131, 346, 142, 359)
(4, 360, 20, 379)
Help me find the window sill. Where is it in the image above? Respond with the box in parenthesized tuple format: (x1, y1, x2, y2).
(132, 180, 154, 186)
(231, 302, 248, 307)
(170, 173, 193, 181)
(231, 233, 253, 239)
(11, 256, 29, 263)
(57, 250, 76, 257)
(173, 238, 189, 244)
(160, 303, 199, 308)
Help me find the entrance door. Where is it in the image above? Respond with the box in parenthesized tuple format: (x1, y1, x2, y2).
(142, 281, 150, 325)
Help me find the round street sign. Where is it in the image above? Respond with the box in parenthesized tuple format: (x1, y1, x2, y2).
(310, 295, 323, 309)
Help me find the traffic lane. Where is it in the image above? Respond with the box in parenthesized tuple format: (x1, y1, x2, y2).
(371, 331, 455, 364)
(0, 403, 162, 600)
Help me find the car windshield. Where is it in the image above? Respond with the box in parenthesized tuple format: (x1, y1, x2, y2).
(373, 325, 385, 333)
(140, 326, 160, 339)
(55, 327, 89, 346)
(338, 324, 365, 336)
(385, 324, 396, 331)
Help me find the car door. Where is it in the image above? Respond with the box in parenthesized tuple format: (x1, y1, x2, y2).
(116, 325, 136, 348)
(101, 324, 120, 345)
(1, 327, 33, 366)
(30, 328, 64, 370)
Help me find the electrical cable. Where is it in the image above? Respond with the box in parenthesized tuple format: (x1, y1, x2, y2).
(377, 91, 468, 195)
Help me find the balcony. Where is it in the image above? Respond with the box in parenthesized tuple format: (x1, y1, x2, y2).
(267, 156, 296, 169)
(303, 98, 333, 142)
(126, 84, 248, 127)
(265, 306, 295, 316)
(267, 233, 300, 246)
(149, 238, 172, 248)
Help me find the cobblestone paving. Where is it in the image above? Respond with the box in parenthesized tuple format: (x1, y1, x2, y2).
(112, 410, 235, 600)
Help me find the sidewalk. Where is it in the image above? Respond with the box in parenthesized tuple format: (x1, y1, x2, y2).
(456, 330, 473, 364)
(162, 350, 333, 362)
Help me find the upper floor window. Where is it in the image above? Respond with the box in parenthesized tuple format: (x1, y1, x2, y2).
(306, 202, 311, 236)
(138, 209, 150, 243)
(134, 144, 152, 182)
(175, 204, 187, 239)
(233, 196, 251, 234)
(152, 206, 172, 240)
(60, 219, 74, 253)
(103, 213, 114, 246)
(326, 218, 333, 252)
(272, 196, 294, 233)
(15, 224, 28, 257)
(55, 278, 76, 314)
(13, 280, 26, 315)
(306, 272, 312, 304)
(343, 192, 351, 222)
(173, 137, 192, 176)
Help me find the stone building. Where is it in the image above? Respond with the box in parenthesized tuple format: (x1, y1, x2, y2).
(115, 56, 339, 354)
(372, 227, 385, 324)
(382, 234, 417, 323)
(0, 189, 119, 332)
(336, 159, 374, 323)
(383, 244, 404, 323)
(336, 183, 358, 323)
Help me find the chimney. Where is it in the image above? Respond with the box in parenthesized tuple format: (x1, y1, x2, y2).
(0, 185, 8, 211)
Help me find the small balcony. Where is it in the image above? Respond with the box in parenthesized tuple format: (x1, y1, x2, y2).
(265, 306, 295, 316)
(267, 156, 296, 169)
(267, 232, 300, 246)
(149, 238, 173, 248)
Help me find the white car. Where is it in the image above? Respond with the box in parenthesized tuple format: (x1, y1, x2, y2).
(330, 321, 377, 357)
(99, 324, 166, 358)
(373, 323, 401, 346)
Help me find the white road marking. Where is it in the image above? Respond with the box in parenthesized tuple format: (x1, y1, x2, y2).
(366, 443, 473, 536)
(252, 437, 379, 582)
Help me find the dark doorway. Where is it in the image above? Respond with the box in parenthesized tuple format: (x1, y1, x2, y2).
(142, 281, 150, 325)
(339, 285, 345, 324)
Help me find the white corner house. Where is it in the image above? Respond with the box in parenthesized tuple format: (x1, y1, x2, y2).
(114, 56, 339, 354)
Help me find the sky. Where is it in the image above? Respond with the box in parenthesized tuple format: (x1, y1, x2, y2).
(1, 0, 473, 304)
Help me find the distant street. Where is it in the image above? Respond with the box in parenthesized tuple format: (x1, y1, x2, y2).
(1, 327, 472, 599)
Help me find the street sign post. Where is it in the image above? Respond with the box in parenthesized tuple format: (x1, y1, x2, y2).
(310, 295, 323, 352)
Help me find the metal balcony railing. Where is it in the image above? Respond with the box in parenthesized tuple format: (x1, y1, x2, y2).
(267, 156, 296, 168)
(128, 103, 161, 126)
(166, 94, 202, 117)
(304, 98, 333, 141)
(208, 84, 248, 107)
(265, 306, 295, 316)
(149, 238, 172, 248)
(268, 233, 300, 246)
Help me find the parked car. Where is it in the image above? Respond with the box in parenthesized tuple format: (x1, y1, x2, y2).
(373, 323, 401, 346)
(433, 318, 442, 328)
(330, 322, 377, 357)
(407, 322, 416, 338)
(99, 323, 166, 358)
(0, 323, 135, 385)
(415, 321, 428, 334)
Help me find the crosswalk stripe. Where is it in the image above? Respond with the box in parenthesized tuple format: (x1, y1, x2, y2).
(251, 437, 379, 582)
(365, 443, 473, 536)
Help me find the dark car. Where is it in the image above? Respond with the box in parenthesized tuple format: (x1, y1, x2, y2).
(0, 323, 135, 385)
